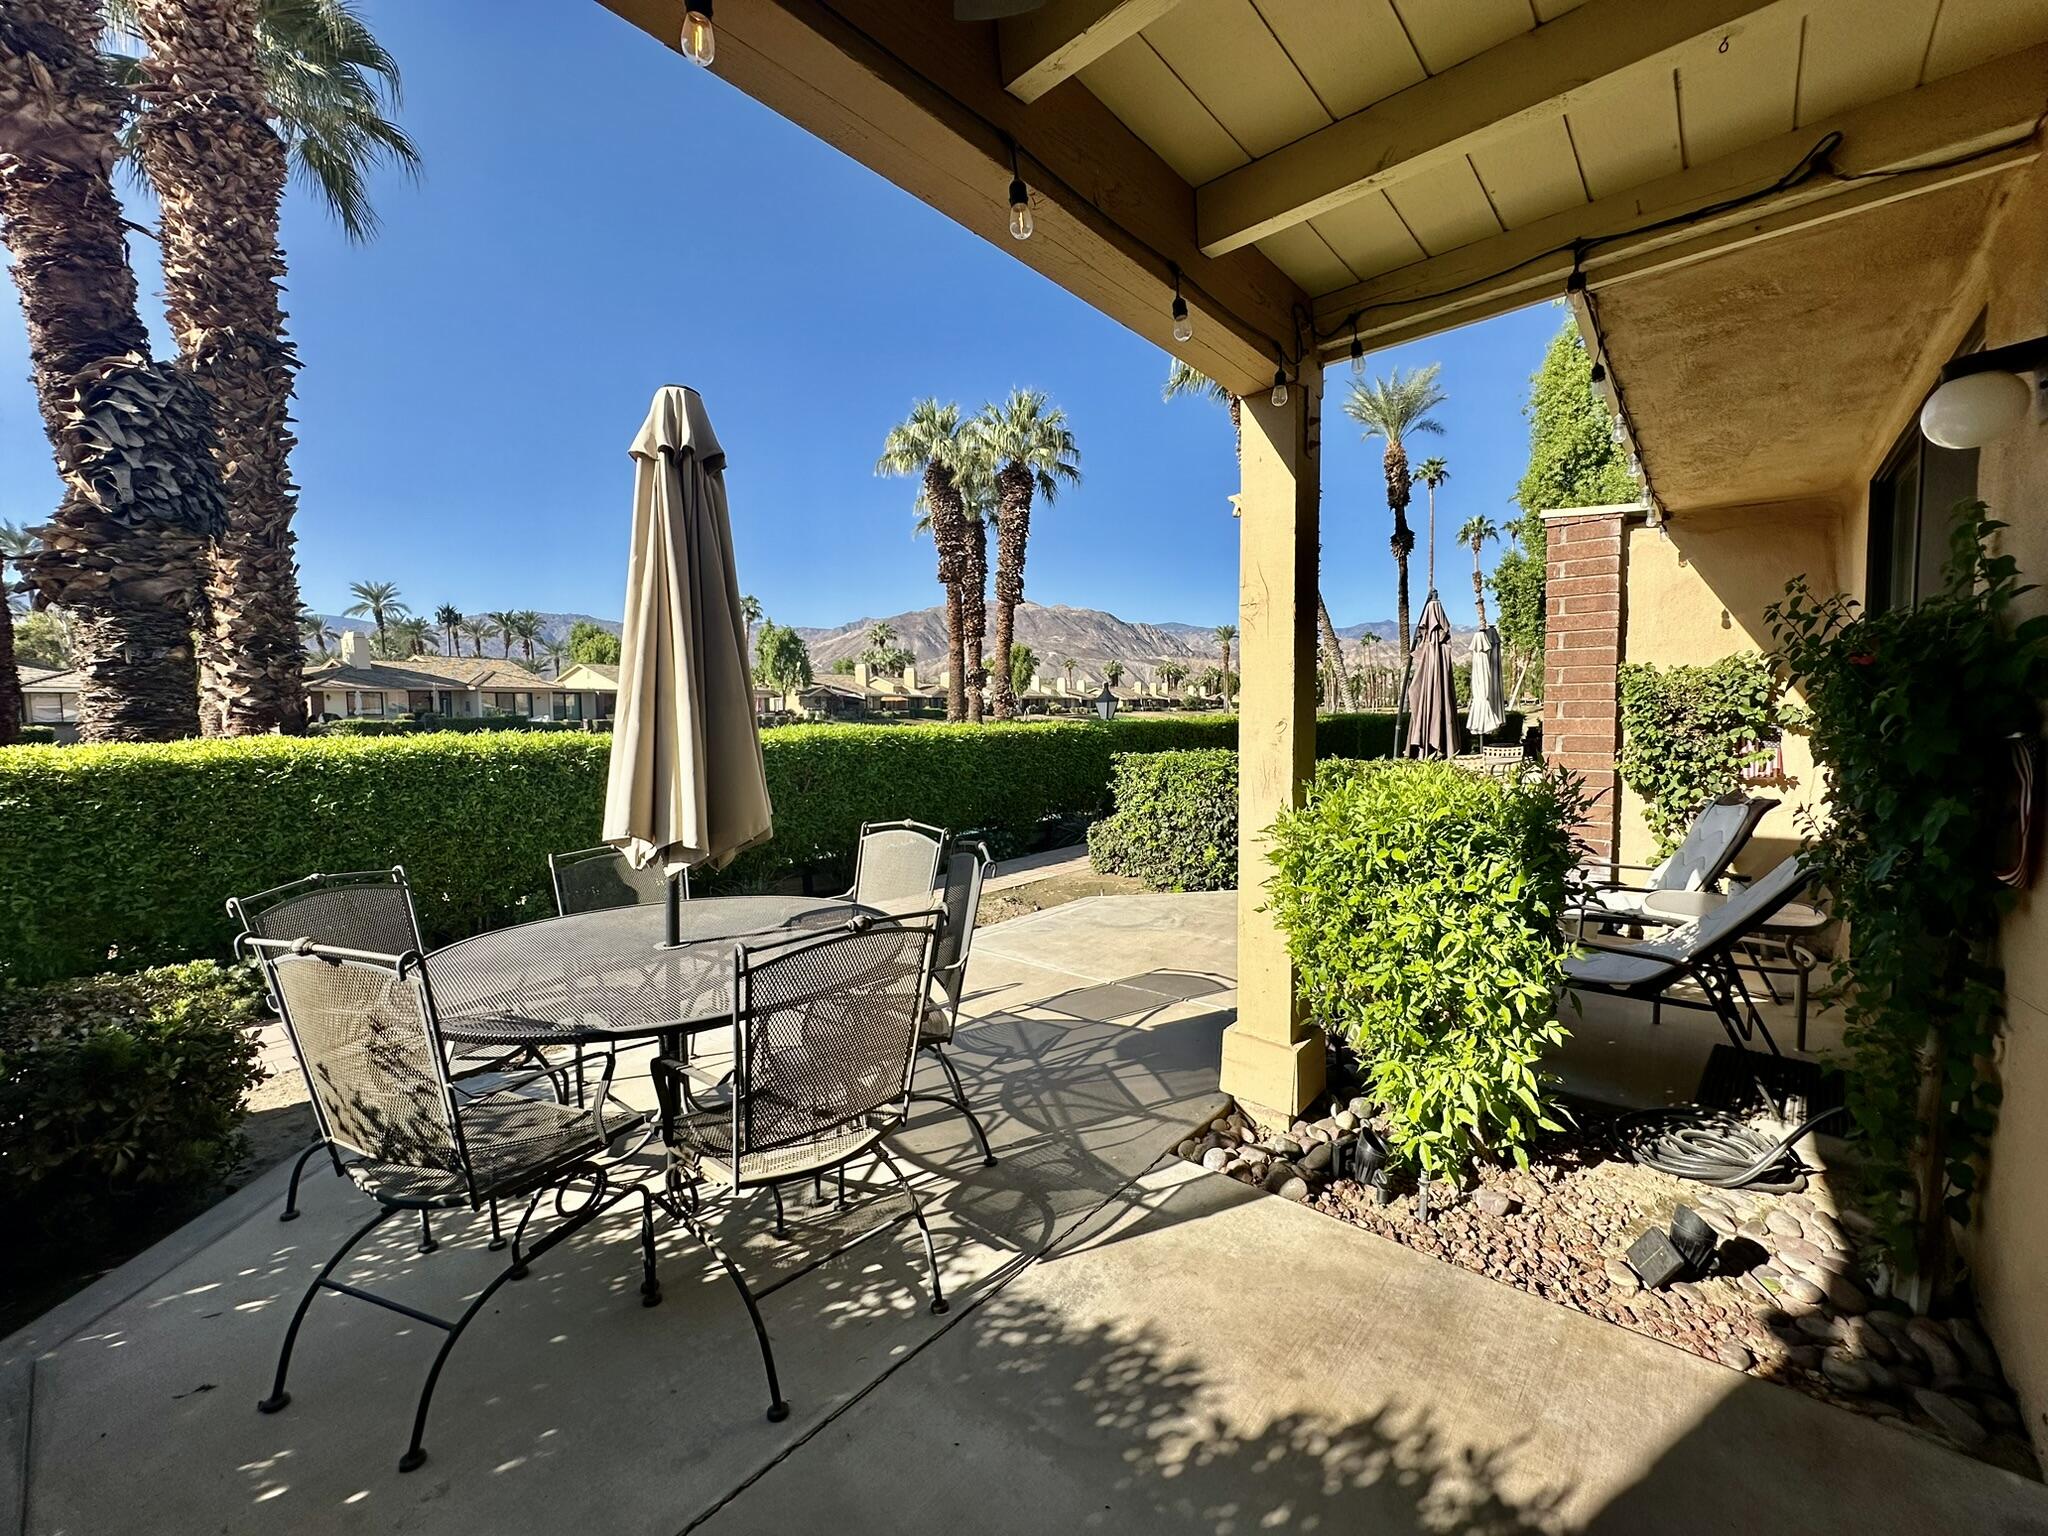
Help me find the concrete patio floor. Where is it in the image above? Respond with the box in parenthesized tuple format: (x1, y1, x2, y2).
(5, 892, 2044, 1534)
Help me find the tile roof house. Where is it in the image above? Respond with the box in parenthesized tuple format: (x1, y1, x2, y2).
(17, 665, 84, 742)
(304, 631, 616, 724)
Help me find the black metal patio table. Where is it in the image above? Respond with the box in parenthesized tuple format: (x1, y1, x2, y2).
(428, 894, 862, 1049)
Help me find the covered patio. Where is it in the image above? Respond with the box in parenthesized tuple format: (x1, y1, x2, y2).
(7, 894, 2043, 1534)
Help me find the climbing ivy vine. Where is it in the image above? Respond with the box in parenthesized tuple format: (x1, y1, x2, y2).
(1616, 653, 1787, 855)
(1768, 503, 2048, 1283)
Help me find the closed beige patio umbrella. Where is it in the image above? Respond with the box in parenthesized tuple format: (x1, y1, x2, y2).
(603, 387, 772, 937)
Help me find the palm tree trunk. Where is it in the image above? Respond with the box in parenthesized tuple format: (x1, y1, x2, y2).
(0, 577, 19, 744)
(1471, 551, 1488, 626)
(989, 464, 1033, 721)
(961, 513, 988, 724)
(1383, 443, 1415, 679)
(921, 463, 968, 722)
(132, 0, 305, 736)
(1316, 595, 1352, 711)
(1, 0, 223, 741)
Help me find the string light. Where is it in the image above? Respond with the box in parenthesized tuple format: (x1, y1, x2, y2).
(1007, 142, 1033, 241)
(1169, 264, 1192, 343)
(1270, 362, 1289, 409)
(681, 1, 715, 65)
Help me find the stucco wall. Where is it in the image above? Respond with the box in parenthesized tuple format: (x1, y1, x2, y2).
(1965, 145, 2048, 1465)
(1618, 500, 1846, 872)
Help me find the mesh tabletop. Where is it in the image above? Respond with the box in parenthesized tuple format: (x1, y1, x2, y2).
(428, 895, 860, 1045)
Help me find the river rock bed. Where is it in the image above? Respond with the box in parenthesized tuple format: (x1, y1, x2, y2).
(1175, 1100, 2039, 1478)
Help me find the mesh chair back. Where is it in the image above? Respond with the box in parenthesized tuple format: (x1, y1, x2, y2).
(928, 844, 991, 1038)
(1652, 794, 1778, 892)
(228, 868, 421, 954)
(1659, 854, 1811, 962)
(550, 845, 682, 916)
(732, 917, 935, 1168)
(850, 822, 947, 909)
(255, 942, 465, 1181)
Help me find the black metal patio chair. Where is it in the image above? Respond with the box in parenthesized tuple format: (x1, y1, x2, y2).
(549, 843, 687, 915)
(909, 840, 997, 1167)
(228, 869, 442, 1226)
(650, 913, 945, 1425)
(839, 819, 947, 909)
(1564, 853, 1814, 1115)
(243, 937, 660, 1475)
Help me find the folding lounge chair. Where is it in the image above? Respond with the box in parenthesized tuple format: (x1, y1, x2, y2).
(1570, 791, 1777, 938)
(1564, 854, 1813, 1115)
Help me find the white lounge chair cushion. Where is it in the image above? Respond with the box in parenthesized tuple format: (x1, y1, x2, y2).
(1565, 949, 1678, 989)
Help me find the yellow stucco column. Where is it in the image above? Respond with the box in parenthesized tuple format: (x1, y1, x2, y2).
(1219, 358, 1326, 1123)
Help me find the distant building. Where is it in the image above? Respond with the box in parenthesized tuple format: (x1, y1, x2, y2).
(304, 630, 609, 724)
(18, 665, 83, 742)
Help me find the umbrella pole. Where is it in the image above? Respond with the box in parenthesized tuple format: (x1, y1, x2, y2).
(665, 871, 683, 949)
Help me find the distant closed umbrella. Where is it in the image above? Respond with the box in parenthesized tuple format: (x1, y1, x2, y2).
(1467, 623, 1505, 739)
(1403, 593, 1462, 760)
(603, 387, 773, 935)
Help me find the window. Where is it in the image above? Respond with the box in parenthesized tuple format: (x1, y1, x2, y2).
(485, 691, 534, 717)
(1869, 327, 1984, 614)
(358, 692, 386, 717)
(553, 692, 583, 722)
(28, 691, 77, 724)
(407, 691, 436, 714)
(596, 692, 616, 720)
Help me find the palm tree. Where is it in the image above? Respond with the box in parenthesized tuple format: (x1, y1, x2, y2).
(484, 610, 520, 659)
(1414, 456, 1450, 593)
(1058, 655, 1077, 691)
(461, 615, 494, 658)
(0, 521, 32, 743)
(1104, 660, 1125, 689)
(1458, 515, 1499, 625)
(345, 580, 406, 640)
(975, 389, 1080, 720)
(296, 605, 335, 654)
(878, 400, 971, 722)
(1165, 358, 1354, 708)
(508, 610, 543, 663)
(540, 633, 569, 678)
(107, 0, 420, 735)
(1356, 631, 1383, 709)
(1344, 365, 1447, 677)
(434, 603, 464, 654)
(953, 452, 994, 722)
(1213, 624, 1237, 703)
(380, 614, 434, 658)
(0, 0, 225, 742)
(1158, 660, 1187, 697)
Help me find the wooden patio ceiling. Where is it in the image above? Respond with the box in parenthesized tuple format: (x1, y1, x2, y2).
(596, 0, 2048, 404)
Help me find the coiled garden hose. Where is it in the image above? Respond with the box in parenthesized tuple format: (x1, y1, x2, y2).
(1620, 1104, 1850, 1191)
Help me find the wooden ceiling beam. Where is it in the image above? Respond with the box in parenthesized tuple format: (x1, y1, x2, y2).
(1195, 0, 1792, 258)
(1308, 45, 2048, 355)
(597, 0, 1302, 396)
(1000, 0, 1187, 105)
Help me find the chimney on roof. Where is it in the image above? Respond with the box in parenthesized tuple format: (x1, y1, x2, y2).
(902, 661, 917, 691)
(339, 629, 367, 666)
(854, 661, 872, 688)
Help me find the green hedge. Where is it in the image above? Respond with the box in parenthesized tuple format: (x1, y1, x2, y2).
(14, 725, 58, 746)
(0, 960, 266, 1229)
(0, 710, 1515, 984)
(1087, 750, 1238, 891)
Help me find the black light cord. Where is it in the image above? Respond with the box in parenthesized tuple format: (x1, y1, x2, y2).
(1619, 1103, 1849, 1191)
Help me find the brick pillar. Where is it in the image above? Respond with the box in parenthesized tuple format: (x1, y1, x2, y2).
(1541, 506, 1631, 869)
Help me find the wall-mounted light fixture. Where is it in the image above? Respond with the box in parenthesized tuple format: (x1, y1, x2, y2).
(1920, 335, 2048, 449)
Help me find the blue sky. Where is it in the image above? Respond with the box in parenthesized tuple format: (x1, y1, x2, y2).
(0, 0, 1560, 633)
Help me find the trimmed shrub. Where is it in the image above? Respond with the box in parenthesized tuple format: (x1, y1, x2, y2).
(0, 960, 266, 1228)
(1087, 750, 1238, 891)
(15, 725, 58, 746)
(1098, 715, 1239, 753)
(311, 715, 582, 737)
(1266, 760, 1586, 1179)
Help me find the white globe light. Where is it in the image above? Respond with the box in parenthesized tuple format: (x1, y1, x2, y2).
(1920, 370, 2031, 449)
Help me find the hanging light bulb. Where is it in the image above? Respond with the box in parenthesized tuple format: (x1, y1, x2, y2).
(1007, 175, 1033, 240)
(1350, 330, 1364, 371)
(680, 2, 715, 65)
(1271, 367, 1289, 408)
(1169, 266, 1192, 342)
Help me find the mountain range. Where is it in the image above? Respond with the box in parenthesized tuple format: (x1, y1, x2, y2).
(311, 602, 1469, 674)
